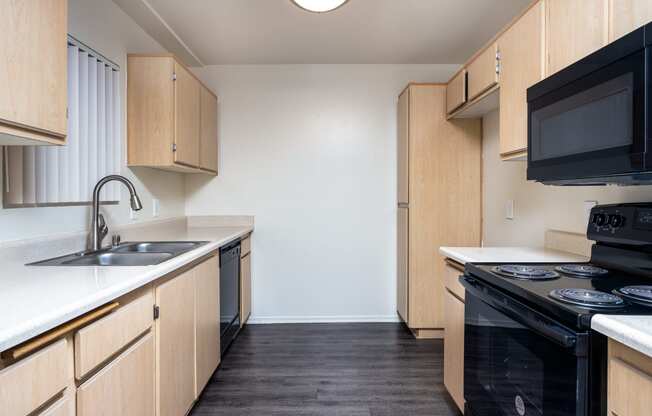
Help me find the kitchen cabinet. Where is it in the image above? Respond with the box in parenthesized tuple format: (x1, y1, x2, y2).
(127, 54, 217, 174)
(467, 43, 499, 101)
(0, 0, 68, 145)
(40, 391, 75, 416)
(200, 86, 219, 173)
(397, 90, 409, 204)
(609, 0, 652, 42)
(608, 338, 652, 415)
(446, 70, 467, 114)
(443, 285, 465, 412)
(77, 333, 155, 416)
(241, 241, 252, 326)
(155, 268, 196, 416)
(499, 0, 545, 159)
(545, 0, 609, 76)
(396, 84, 481, 337)
(195, 255, 220, 394)
(0, 338, 71, 416)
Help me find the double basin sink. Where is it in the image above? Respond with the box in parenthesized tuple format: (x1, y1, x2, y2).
(30, 241, 209, 266)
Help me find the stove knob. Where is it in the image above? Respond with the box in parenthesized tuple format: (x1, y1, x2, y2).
(609, 214, 624, 228)
(593, 213, 607, 226)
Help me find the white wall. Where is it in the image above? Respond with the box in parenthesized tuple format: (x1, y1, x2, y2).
(0, 0, 186, 243)
(186, 64, 458, 322)
(482, 110, 652, 247)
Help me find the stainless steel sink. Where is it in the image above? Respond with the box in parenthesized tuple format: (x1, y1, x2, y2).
(28, 241, 209, 267)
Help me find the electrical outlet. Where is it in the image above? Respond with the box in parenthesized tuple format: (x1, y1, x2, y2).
(584, 200, 598, 222)
(505, 200, 514, 220)
(152, 198, 160, 218)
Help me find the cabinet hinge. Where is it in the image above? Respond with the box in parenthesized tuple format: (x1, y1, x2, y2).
(153, 305, 160, 320)
(172, 143, 177, 152)
(172, 72, 177, 81)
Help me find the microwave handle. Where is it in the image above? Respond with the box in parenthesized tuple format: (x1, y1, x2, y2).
(461, 276, 584, 352)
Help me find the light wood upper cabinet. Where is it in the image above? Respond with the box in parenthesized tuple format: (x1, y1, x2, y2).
(397, 89, 409, 204)
(195, 256, 220, 395)
(608, 339, 652, 416)
(546, 0, 609, 76)
(443, 287, 465, 412)
(446, 70, 467, 114)
(609, 0, 652, 42)
(77, 333, 155, 416)
(0, 0, 68, 145)
(155, 268, 196, 416)
(467, 43, 499, 101)
(200, 86, 219, 174)
(499, 0, 545, 158)
(128, 54, 217, 174)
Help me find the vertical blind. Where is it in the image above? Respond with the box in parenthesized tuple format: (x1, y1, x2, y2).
(3, 37, 121, 207)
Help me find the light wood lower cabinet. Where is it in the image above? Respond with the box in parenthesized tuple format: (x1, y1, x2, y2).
(77, 333, 155, 416)
(397, 207, 409, 323)
(608, 339, 652, 416)
(443, 288, 465, 412)
(40, 391, 75, 416)
(156, 268, 196, 416)
(195, 256, 221, 395)
(241, 252, 252, 326)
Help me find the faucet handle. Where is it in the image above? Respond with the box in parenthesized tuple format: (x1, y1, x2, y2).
(98, 214, 109, 246)
(111, 234, 121, 247)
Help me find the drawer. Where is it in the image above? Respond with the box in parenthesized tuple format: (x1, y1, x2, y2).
(444, 260, 465, 301)
(39, 391, 75, 416)
(0, 338, 70, 416)
(241, 235, 251, 257)
(77, 333, 155, 416)
(74, 291, 154, 379)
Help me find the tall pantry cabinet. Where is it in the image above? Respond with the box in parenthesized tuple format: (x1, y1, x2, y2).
(397, 84, 482, 338)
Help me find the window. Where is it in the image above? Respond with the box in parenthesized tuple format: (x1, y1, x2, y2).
(2, 36, 122, 208)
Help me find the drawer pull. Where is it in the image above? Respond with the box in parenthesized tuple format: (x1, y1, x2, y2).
(1, 302, 119, 360)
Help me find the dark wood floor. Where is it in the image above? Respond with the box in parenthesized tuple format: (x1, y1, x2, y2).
(190, 323, 459, 416)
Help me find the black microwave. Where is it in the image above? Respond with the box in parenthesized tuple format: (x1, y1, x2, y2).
(527, 22, 652, 185)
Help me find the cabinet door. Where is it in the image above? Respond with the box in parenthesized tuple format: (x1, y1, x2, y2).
(156, 269, 196, 416)
(499, 1, 545, 158)
(397, 207, 409, 323)
(609, 0, 652, 42)
(39, 391, 75, 416)
(397, 89, 409, 204)
(443, 290, 465, 412)
(174, 62, 201, 168)
(200, 87, 218, 173)
(546, 0, 608, 76)
(467, 43, 499, 101)
(77, 333, 155, 416)
(608, 339, 652, 416)
(446, 70, 467, 114)
(195, 256, 220, 395)
(241, 253, 252, 325)
(0, 0, 67, 143)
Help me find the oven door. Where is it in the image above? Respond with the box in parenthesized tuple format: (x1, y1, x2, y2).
(527, 32, 648, 185)
(462, 276, 589, 416)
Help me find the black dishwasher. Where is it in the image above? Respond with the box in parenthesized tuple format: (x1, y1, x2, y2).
(220, 241, 241, 355)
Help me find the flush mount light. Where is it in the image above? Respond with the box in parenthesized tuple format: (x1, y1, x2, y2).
(291, 0, 350, 13)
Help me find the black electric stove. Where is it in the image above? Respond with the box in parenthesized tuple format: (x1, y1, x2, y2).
(461, 203, 652, 416)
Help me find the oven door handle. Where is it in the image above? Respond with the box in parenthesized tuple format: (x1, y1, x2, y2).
(461, 276, 582, 351)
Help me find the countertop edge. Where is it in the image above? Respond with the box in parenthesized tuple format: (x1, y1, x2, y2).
(592, 314, 652, 358)
(0, 226, 253, 352)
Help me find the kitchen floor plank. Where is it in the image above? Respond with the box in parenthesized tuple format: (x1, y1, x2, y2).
(190, 323, 459, 416)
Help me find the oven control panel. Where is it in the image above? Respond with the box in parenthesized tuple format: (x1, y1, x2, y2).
(588, 203, 652, 245)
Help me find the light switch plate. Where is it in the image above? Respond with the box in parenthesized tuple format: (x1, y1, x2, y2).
(152, 198, 160, 218)
(506, 200, 514, 220)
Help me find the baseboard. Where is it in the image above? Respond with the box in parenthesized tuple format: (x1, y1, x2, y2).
(247, 315, 402, 324)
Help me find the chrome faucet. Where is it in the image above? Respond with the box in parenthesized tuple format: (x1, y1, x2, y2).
(90, 175, 143, 251)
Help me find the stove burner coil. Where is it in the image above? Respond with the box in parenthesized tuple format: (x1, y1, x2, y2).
(493, 265, 559, 280)
(549, 288, 625, 309)
(555, 264, 609, 278)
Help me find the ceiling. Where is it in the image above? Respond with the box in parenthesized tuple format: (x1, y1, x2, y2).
(126, 0, 532, 65)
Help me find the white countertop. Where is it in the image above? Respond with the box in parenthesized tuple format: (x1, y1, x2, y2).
(592, 315, 652, 358)
(0, 225, 252, 352)
(439, 246, 587, 265)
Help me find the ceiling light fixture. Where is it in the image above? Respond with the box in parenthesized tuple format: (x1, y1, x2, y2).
(291, 0, 350, 13)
